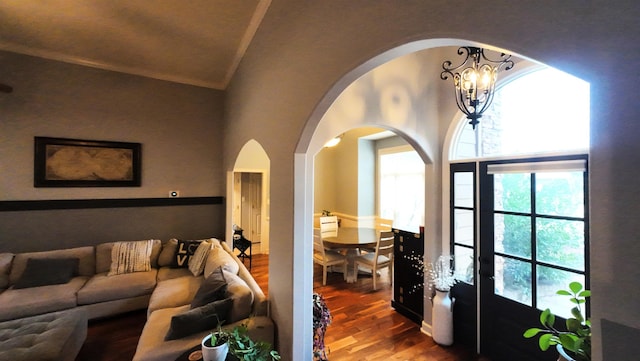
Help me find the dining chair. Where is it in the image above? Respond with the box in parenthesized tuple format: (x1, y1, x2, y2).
(354, 230, 395, 290)
(313, 229, 347, 285)
(319, 216, 339, 238)
(376, 218, 393, 231)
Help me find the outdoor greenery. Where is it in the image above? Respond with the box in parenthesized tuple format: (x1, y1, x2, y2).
(498, 171, 584, 301)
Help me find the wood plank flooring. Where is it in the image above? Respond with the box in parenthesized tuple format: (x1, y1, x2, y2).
(76, 253, 489, 360)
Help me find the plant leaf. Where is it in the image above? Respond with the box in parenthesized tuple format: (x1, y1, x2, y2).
(567, 318, 582, 332)
(557, 290, 572, 296)
(569, 281, 583, 294)
(524, 328, 542, 338)
(539, 333, 553, 351)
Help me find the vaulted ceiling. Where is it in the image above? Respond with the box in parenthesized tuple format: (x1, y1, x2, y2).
(0, 0, 270, 90)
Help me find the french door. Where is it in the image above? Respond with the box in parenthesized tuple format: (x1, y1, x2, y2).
(451, 155, 589, 361)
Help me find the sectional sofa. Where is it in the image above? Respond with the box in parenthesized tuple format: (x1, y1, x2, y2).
(0, 238, 274, 361)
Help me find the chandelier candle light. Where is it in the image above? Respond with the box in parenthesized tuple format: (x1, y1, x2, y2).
(441, 47, 514, 129)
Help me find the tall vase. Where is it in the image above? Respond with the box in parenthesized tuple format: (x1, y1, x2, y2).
(432, 289, 455, 346)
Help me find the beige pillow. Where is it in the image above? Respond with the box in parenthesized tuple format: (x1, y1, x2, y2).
(108, 240, 154, 276)
(204, 245, 239, 278)
(158, 239, 178, 267)
(0, 253, 14, 289)
(188, 240, 211, 276)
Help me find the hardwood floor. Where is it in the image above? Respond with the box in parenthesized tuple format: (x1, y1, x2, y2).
(76, 253, 489, 360)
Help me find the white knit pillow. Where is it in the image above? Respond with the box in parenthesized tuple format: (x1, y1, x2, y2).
(108, 240, 154, 276)
(188, 240, 211, 276)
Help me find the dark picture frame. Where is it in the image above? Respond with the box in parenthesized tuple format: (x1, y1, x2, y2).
(34, 137, 141, 187)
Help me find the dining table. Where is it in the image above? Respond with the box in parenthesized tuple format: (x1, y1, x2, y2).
(321, 227, 382, 283)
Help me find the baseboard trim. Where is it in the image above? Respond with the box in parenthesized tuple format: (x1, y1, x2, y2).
(0, 196, 223, 211)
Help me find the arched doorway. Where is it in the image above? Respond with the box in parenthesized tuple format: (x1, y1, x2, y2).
(294, 40, 591, 359)
(228, 140, 271, 258)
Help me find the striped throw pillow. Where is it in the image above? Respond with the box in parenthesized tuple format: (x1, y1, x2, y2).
(188, 240, 211, 276)
(108, 240, 154, 276)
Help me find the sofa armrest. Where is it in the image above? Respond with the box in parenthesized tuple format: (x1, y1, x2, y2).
(220, 241, 268, 317)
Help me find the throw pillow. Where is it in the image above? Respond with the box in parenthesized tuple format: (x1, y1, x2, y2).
(171, 239, 204, 268)
(13, 257, 79, 289)
(164, 297, 233, 341)
(0, 253, 14, 289)
(108, 240, 154, 276)
(188, 240, 211, 276)
(203, 245, 239, 278)
(158, 239, 178, 267)
(191, 266, 228, 309)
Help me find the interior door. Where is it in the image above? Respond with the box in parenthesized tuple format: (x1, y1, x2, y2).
(241, 173, 262, 245)
(478, 156, 589, 361)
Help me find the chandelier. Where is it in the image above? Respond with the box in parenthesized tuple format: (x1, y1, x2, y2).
(441, 47, 514, 129)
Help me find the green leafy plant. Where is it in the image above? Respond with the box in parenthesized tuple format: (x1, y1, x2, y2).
(523, 281, 591, 361)
(206, 315, 280, 360)
(227, 323, 281, 361)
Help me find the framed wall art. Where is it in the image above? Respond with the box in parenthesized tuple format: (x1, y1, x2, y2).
(34, 137, 141, 187)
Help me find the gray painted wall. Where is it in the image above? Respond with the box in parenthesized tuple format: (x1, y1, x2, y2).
(225, 1, 639, 359)
(0, 51, 226, 252)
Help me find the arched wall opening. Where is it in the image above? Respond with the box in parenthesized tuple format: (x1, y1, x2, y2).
(227, 139, 271, 256)
(293, 38, 592, 358)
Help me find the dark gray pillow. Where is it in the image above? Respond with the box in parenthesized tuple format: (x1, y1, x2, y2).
(14, 257, 79, 289)
(191, 266, 227, 309)
(164, 297, 233, 340)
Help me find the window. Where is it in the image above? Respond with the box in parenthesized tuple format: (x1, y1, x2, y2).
(487, 158, 588, 318)
(378, 146, 424, 232)
(452, 68, 590, 160)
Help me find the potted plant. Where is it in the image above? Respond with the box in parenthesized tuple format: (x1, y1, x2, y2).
(201, 324, 230, 361)
(313, 293, 331, 360)
(523, 281, 591, 361)
(202, 317, 281, 361)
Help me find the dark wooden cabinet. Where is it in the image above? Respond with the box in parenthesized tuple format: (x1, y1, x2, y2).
(391, 228, 424, 324)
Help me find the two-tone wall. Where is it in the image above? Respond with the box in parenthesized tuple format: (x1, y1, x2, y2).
(0, 51, 226, 252)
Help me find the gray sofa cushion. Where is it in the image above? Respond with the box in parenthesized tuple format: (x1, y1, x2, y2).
(164, 298, 233, 340)
(13, 257, 79, 289)
(0, 308, 88, 361)
(9, 246, 95, 284)
(0, 277, 88, 322)
(147, 276, 203, 316)
(157, 267, 193, 281)
(77, 269, 157, 305)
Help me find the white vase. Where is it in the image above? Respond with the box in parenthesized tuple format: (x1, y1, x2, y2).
(432, 289, 455, 346)
(201, 334, 229, 361)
